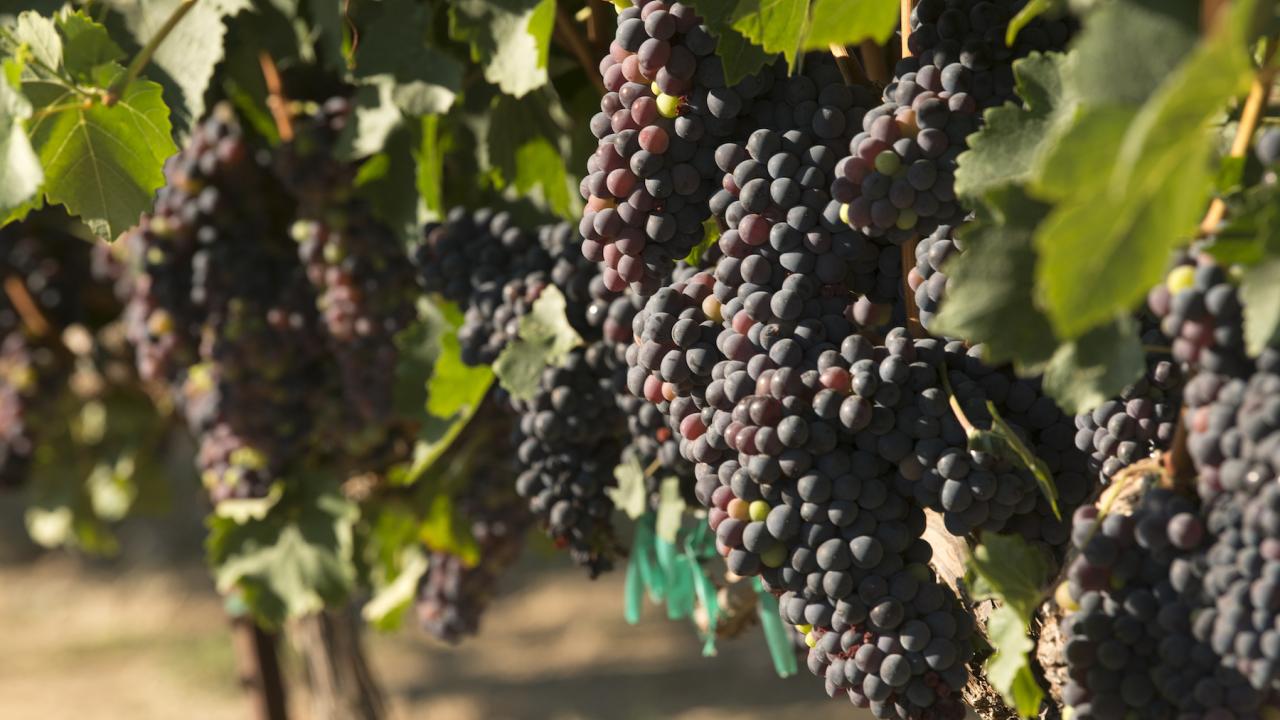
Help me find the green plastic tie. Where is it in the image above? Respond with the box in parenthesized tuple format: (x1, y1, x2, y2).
(752, 577, 798, 678)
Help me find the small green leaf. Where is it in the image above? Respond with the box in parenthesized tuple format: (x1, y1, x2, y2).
(13, 12, 62, 71)
(1005, 0, 1058, 46)
(985, 605, 1044, 717)
(654, 476, 686, 543)
(362, 547, 428, 631)
(0, 59, 41, 214)
(1042, 317, 1145, 415)
(730, 0, 808, 68)
(24, 68, 177, 240)
(354, 0, 461, 115)
(966, 533, 1050, 617)
(803, 0, 898, 50)
(449, 0, 555, 98)
(984, 402, 1059, 520)
(608, 455, 648, 520)
(753, 577, 798, 678)
(931, 189, 1057, 367)
(684, 218, 720, 266)
(493, 286, 584, 401)
(105, 0, 246, 134)
(1242, 258, 1280, 355)
(56, 11, 123, 80)
(418, 493, 480, 566)
(208, 488, 359, 628)
(956, 52, 1069, 202)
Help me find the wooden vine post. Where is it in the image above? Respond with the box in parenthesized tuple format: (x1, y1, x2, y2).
(291, 609, 389, 720)
(231, 616, 290, 720)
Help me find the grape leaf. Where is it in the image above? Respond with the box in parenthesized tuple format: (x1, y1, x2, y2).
(104, 0, 246, 135)
(803, 0, 898, 50)
(57, 11, 123, 80)
(730, 0, 808, 68)
(655, 476, 686, 544)
(609, 455, 648, 520)
(449, 0, 555, 98)
(23, 67, 176, 240)
(1042, 317, 1144, 415)
(415, 113, 444, 219)
(0, 59, 41, 214)
(967, 533, 1049, 616)
(1033, 0, 1256, 339)
(13, 11, 62, 71)
(208, 487, 359, 628)
(1063, 0, 1199, 107)
(353, 123, 420, 244)
(955, 52, 1069, 202)
(390, 299, 494, 486)
(362, 546, 428, 631)
(1005, 0, 1059, 46)
(931, 188, 1058, 368)
(985, 605, 1044, 717)
(1241, 258, 1280, 355)
(486, 90, 578, 219)
(493, 285, 584, 401)
(338, 76, 403, 160)
(353, 0, 462, 116)
(713, 24, 775, 85)
(418, 492, 481, 566)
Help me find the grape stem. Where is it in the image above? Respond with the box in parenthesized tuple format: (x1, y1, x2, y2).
(586, 0, 611, 52)
(858, 40, 890, 86)
(1199, 35, 1277, 235)
(3, 276, 51, 338)
(1164, 407, 1197, 488)
(104, 0, 197, 106)
(900, 0, 914, 59)
(938, 365, 977, 436)
(555, 5, 607, 95)
(258, 52, 294, 143)
(827, 44, 870, 87)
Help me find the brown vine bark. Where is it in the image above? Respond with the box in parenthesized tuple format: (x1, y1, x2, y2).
(291, 608, 388, 720)
(230, 617, 290, 720)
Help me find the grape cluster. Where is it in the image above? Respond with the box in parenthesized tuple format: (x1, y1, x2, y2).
(285, 101, 421, 433)
(513, 343, 627, 575)
(416, 427, 533, 643)
(125, 102, 416, 502)
(1059, 489, 1225, 718)
(1074, 331, 1183, 484)
(582, 1, 772, 297)
(1147, 252, 1250, 377)
(832, 0, 1072, 243)
(895, 0, 1074, 111)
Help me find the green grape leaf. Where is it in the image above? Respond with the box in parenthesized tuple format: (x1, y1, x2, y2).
(485, 91, 578, 219)
(23, 68, 176, 240)
(390, 299, 494, 486)
(449, 0, 555, 98)
(655, 476, 686, 544)
(985, 605, 1044, 718)
(931, 188, 1057, 367)
(362, 547, 428, 631)
(494, 285, 584, 401)
(608, 455, 649, 520)
(956, 52, 1069, 202)
(418, 492, 480, 566)
(13, 11, 62, 71)
(0, 59, 42, 214)
(353, 123, 420, 244)
(353, 0, 462, 116)
(803, 0, 899, 50)
(1033, 0, 1256, 339)
(1042, 316, 1145, 415)
(966, 533, 1050, 617)
(1063, 0, 1199, 108)
(56, 11, 123, 80)
(208, 488, 359, 628)
(104, 0, 246, 135)
(1005, 0, 1060, 46)
(684, 218, 720, 266)
(415, 113, 444, 220)
(730, 0, 808, 68)
(338, 76, 403, 161)
(1241, 258, 1280, 356)
(714, 25, 775, 85)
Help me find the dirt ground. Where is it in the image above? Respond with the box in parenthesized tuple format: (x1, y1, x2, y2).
(0, 540, 856, 720)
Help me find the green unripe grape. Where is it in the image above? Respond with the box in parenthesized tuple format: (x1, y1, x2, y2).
(874, 150, 901, 176)
(612, 0, 631, 10)
(760, 543, 787, 568)
(748, 500, 770, 521)
(1166, 265, 1196, 294)
(838, 202, 851, 226)
(895, 209, 918, 230)
(656, 93, 681, 119)
(651, 81, 661, 96)
(796, 623, 812, 634)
